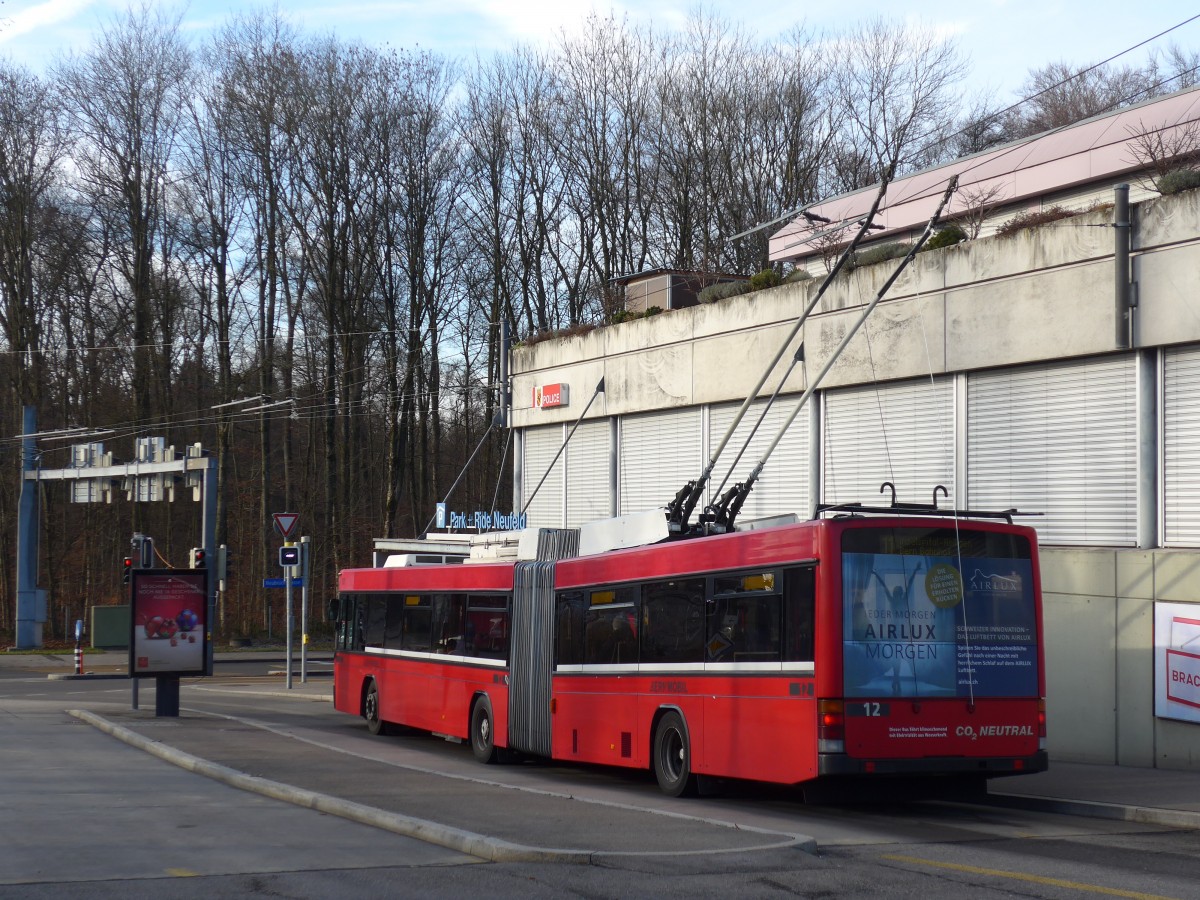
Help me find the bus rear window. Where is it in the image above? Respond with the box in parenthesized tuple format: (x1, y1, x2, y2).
(841, 527, 1037, 699)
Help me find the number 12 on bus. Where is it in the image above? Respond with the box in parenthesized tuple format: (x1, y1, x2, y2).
(330, 515, 1046, 797)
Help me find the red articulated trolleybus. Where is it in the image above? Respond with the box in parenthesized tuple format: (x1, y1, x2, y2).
(330, 505, 1047, 797)
(332, 176, 1045, 796)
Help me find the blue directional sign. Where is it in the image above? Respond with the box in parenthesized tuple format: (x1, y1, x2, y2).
(263, 577, 304, 588)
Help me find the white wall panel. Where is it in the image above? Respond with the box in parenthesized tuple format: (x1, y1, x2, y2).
(708, 399, 810, 521)
(823, 378, 956, 508)
(619, 408, 702, 515)
(1164, 345, 1200, 546)
(566, 420, 611, 527)
(521, 424, 564, 528)
(968, 356, 1136, 546)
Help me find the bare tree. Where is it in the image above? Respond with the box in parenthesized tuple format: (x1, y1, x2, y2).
(832, 18, 967, 189)
(0, 62, 65, 408)
(55, 3, 191, 426)
(722, 24, 837, 273)
(1125, 117, 1200, 192)
(554, 13, 658, 322)
(952, 182, 1009, 239)
(1009, 60, 1156, 137)
(217, 10, 303, 627)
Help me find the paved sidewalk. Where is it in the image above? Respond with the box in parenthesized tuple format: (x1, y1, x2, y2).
(986, 760, 1200, 829)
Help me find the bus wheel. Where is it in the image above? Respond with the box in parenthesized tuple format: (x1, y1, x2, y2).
(364, 681, 390, 736)
(470, 696, 499, 764)
(653, 711, 698, 797)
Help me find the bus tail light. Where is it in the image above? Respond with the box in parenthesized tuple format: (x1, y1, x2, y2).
(818, 699, 845, 753)
(1037, 698, 1047, 750)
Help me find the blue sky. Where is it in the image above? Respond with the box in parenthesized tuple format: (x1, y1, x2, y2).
(1, 1, 1198, 103)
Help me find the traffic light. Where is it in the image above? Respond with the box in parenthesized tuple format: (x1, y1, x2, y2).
(191, 547, 206, 569)
(122, 557, 133, 584)
(279, 545, 300, 568)
(132, 533, 154, 568)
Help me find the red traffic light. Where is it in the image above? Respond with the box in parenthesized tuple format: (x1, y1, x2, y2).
(122, 557, 133, 584)
(191, 547, 207, 569)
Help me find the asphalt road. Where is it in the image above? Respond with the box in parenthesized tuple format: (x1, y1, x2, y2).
(2, 669, 1198, 899)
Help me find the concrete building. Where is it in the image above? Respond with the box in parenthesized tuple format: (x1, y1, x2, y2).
(507, 88, 1200, 772)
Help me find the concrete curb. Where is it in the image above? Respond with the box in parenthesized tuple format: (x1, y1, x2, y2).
(984, 792, 1200, 830)
(190, 686, 331, 702)
(69, 709, 593, 864)
(69, 709, 817, 861)
(48, 673, 128, 681)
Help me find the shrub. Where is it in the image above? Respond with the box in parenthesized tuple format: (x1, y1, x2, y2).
(643, 305, 663, 317)
(520, 323, 598, 346)
(995, 206, 1076, 238)
(783, 268, 813, 283)
(1157, 168, 1200, 195)
(697, 280, 751, 304)
(853, 241, 913, 268)
(749, 268, 782, 291)
(923, 223, 967, 251)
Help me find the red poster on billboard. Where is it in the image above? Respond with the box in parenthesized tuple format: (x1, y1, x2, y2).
(129, 570, 209, 677)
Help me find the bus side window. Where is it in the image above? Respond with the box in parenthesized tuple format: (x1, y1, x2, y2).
(402, 595, 433, 652)
(336, 595, 357, 651)
(364, 595, 387, 648)
(707, 593, 779, 661)
(584, 604, 637, 664)
(783, 566, 815, 662)
(384, 594, 405, 650)
(641, 579, 704, 664)
(555, 591, 586, 665)
(465, 595, 509, 659)
(434, 595, 468, 653)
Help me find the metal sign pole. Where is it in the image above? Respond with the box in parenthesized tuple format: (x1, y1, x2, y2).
(285, 558, 294, 690)
(300, 536, 310, 684)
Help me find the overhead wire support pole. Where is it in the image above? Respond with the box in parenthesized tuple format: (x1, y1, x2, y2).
(422, 324, 514, 536)
(421, 417, 498, 536)
(521, 378, 605, 516)
(719, 175, 959, 532)
(667, 169, 896, 535)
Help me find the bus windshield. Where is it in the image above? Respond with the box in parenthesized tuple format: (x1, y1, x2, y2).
(841, 526, 1038, 699)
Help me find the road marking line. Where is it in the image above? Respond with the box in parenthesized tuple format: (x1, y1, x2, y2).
(882, 854, 1179, 900)
(165, 868, 199, 877)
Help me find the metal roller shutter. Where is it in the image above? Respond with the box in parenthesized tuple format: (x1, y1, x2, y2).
(1164, 345, 1200, 546)
(968, 355, 1136, 546)
(708, 398, 810, 521)
(566, 420, 611, 527)
(619, 408, 702, 516)
(823, 378, 956, 508)
(522, 424, 564, 528)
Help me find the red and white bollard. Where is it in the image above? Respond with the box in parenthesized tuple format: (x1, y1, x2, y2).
(73, 619, 84, 675)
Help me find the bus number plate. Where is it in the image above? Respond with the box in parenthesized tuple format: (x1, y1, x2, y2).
(846, 702, 891, 717)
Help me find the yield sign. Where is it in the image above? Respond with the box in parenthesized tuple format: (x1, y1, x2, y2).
(273, 512, 300, 539)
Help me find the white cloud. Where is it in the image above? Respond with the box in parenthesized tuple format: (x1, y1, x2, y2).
(0, 0, 96, 42)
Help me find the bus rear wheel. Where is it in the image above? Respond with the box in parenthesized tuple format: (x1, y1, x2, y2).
(470, 696, 498, 764)
(653, 711, 698, 797)
(364, 680, 390, 736)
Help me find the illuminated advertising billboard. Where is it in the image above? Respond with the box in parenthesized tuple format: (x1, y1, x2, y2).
(1155, 601, 1200, 725)
(128, 569, 209, 677)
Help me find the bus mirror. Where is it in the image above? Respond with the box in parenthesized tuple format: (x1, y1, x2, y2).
(326, 599, 340, 622)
